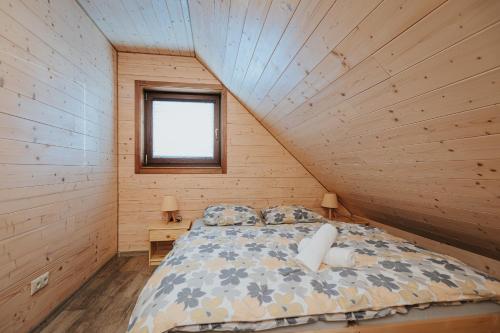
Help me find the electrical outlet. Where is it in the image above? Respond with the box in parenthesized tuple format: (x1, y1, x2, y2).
(30, 272, 49, 295)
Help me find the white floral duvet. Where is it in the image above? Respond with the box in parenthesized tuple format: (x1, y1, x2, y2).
(128, 222, 500, 333)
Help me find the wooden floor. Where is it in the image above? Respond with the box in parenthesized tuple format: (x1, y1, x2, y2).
(32, 254, 153, 333)
(30, 253, 500, 333)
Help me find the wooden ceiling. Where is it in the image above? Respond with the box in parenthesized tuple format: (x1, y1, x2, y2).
(77, 0, 194, 55)
(78, 0, 500, 259)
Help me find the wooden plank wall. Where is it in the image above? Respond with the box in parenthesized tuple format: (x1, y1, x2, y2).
(269, 1, 500, 259)
(0, 0, 117, 332)
(185, 0, 500, 260)
(117, 52, 327, 251)
(80, 0, 500, 259)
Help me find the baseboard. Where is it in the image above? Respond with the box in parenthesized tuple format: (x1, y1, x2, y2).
(118, 250, 148, 257)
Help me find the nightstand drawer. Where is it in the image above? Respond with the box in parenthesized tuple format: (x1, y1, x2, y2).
(149, 228, 186, 241)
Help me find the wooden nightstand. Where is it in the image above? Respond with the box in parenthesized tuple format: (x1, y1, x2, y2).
(148, 220, 191, 266)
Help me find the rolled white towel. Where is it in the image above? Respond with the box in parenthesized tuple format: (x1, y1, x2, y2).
(299, 238, 355, 268)
(298, 238, 310, 253)
(324, 247, 355, 267)
(295, 224, 338, 272)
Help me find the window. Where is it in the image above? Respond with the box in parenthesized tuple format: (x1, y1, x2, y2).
(135, 81, 227, 174)
(145, 91, 221, 165)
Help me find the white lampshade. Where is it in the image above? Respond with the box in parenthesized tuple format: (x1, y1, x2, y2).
(321, 193, 338, 209)
(161, 196, 178, 212)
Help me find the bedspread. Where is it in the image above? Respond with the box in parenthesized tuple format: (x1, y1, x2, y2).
(128, 222, 500, 333)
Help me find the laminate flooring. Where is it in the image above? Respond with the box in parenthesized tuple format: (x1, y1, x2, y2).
(32, 254, 153, 333)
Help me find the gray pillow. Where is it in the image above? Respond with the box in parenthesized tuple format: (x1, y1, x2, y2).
(261, 205, 325, 224)
(203, 204, 262, 226)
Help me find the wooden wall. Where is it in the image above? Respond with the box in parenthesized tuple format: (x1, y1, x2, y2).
(268, 1, 500, 260)
(117, 52, 326, 251)
(0, 1, 117, 332)
(80, 0, 500, 259)
(184, 0, 500, 260)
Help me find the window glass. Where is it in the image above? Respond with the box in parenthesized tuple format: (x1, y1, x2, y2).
(152, 100, 214, 158)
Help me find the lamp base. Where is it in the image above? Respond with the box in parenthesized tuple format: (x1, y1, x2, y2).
(328, 208, 336, 220)
(162, 211, 177, 223)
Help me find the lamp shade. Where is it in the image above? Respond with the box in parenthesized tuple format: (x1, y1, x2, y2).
(321, 193, 338, 209)
(161, 196, 178, 212)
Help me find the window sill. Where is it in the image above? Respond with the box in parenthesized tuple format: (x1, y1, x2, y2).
(136, 165, 226, 174)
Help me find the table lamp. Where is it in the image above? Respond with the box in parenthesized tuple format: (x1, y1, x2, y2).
(321, 193, 338, 219)
(161, 196, 178, 223)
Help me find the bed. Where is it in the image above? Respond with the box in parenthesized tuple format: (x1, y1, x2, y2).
(127, 220, 500, 333)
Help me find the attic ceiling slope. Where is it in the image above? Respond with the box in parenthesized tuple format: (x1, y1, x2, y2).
(77, 0, 194, 55)
(78, 0, 500, 260)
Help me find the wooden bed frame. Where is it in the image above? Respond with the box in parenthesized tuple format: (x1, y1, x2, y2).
(196, 312, 500, 333)
(296, 313, 500, 333)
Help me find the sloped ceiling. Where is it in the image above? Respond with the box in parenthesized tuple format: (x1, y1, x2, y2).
(78, 0, 500, 259)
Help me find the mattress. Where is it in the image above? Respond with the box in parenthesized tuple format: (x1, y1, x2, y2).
(128, 221, 500, 333)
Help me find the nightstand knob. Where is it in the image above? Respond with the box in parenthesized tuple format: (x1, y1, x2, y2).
(165, 235, 171, 239)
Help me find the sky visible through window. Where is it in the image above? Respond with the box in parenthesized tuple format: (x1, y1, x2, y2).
(152, 100, 214, 158)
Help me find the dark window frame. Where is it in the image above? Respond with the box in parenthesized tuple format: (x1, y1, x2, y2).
(135, 80, 227, 174)
(143, 91, 221, 167)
